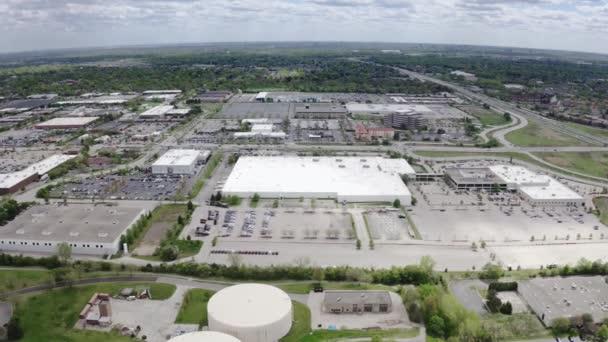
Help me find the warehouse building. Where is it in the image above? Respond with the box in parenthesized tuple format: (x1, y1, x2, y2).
(0, 204, 146, 256)
(188, 90, 233, 104)
(222, 156, 415, 204)
(444, 165, 584, 207)
(295, 104, 348, 119)
(0, 98, 56, 113)
(208, 284, 292, 342)
(0, 155, 77, 195)
(323, 291, 393, 314)
(139, 105, 175, 119)
(34, 117, 99, 130)
(142, 90, 182, 95)
(488, 165, 584, 207)
(151, 149, 210, 175)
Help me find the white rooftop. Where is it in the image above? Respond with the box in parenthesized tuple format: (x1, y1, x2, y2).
(140, 105, 174, 117)
(256, 92, 268, 99)
(222, 156, 414, 202)
(489, 165, 582, 201)
(346, 103, 432, 114)
(142, 90, 182, 94)
(36, 117, 99, 127)
(169, 332, 241, 342)
(0, 155, 77, 189)
(251, 124, 273, 133)
(153, 149, 202, 167)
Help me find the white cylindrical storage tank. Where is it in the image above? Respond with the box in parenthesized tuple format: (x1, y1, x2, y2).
(208, 283, 293, 342)
(168, 331, 241, 342)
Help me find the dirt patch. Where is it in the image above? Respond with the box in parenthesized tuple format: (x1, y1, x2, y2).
(133, 205, 187, 256)
(543, 156, 571, 167)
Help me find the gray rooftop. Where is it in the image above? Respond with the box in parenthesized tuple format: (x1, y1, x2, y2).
(323, 291, 392, 306)
(445, 167, 504, 185)
(0, 204, 145, 243)
(295, 104, 348, 114)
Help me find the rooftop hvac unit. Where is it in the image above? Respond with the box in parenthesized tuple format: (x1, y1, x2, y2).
(16, 229, 25, 235)
(98, 232, 108, 238)
(69, 232, 79, 237)
(42, 231, 52, 236)
(339, 165, 346, 168)
(336, 158, 343, 162)
(363, 165, 370, 168)
(360, 159, 367, 162)
(313, 158, 319, 162)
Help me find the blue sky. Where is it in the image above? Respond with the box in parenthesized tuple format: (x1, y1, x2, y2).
(1, 0, 608, 54)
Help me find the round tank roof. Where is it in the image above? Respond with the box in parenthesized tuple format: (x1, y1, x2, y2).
(168, 331, 241, 342)
(207, 283, 292, 328)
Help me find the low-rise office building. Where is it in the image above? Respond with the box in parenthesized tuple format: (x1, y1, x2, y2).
(0, 204, 146, 256)
(151, 149, 210, 175)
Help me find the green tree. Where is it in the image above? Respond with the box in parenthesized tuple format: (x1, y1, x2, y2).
(479, 263, 503, 280)
(427, 315, 446, 338)
(56, 242, 72, 264)
(6, 316, 23, 341)
(159, 245, 180, 261)
(499, 301, 512, 315)
(486, 289, 502, 313)
(551, 317, 573, 335)
(392, 199, 401, 208)
(312, 267, 325, 283)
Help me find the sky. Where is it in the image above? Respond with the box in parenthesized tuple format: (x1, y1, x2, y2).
(1, 0, 608, 54)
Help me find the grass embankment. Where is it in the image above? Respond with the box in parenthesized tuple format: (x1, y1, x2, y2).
(11, 282, 175, 342)
(565, 122, 608, 140)
(189, 152, 223, 199)
(280, 301, 418, 342)
(0, 269, 52, 294)
(174, 289, 214, 326)
(505, 120, 592, 147)
(593, 197, 608, 226)
(533, 152, 608, 179)
(458, 105, 512, 127)
(278, 282, 394, 295)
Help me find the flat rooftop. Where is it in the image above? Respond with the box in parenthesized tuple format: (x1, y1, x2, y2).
(295, 104, 348, 113)
(0, 154, 77, 189)
(519, 276, 608, 325)
(35, 117, 99, 128)
(324, 291, 392, 305)
(153, 149, 203, 167)
(346, 104, 432, 114)
(140, 105, 174, 117)
(222, 156, 414, 202)
(0, 204, 144, 243)
(489, 165, 582, 201)
(445, 167, 503, 185)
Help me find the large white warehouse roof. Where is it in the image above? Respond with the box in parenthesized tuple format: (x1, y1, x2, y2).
(222, 156, 414, 203)
(208, 284, 292, 342)
(168, 331, 241, 342)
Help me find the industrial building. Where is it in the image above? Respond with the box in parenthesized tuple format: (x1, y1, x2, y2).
(188, 90, 233, 103)
(0, 155, 77, 195)
(488, 165, 584, 207)
(207, 284, 292, 342)
(0, 98, 56, 113)
(34, 117, 99, 130)
(444, 165, 584, 207)
(168, 332, 241, 342)
(0, 204, 146, 256)
(322, 291, 393, 314)
(142, 90, 182, 95)
(139, 105, 175, 119)
(222, 156, 415, 203)
(294, 104, 348, 119)
(151, 149, 210, 175)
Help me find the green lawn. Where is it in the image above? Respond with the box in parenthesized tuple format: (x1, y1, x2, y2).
(280, 301, 418, 342)
(565, 122, 608, 140)
(505, 120, 592, 147)
(480, 313, 551, 341)
(533, 152, 608, 179)
(175, 288, 214, 326)
(0, 269, 51, 294)
(458, 105, 511, 127)
(11, 282, 175, 342)
(593, 197, 608, 226)
(278, 282, 394, 295)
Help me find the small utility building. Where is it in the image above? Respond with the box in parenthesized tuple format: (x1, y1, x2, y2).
(323, 291, 392, 314)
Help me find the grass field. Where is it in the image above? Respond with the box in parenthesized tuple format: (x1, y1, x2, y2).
(505, 120, 591, 147)
(11, 282, 175, 342)
(174, 288, 214, 326)
(0, 269, 51, 294)
(280, 301, 419, 342)
(458, 105, 511, 127)
(480, 313, 551, 341)
(533, 152, 608, 179)
(278, 282, 395, 295)
(565, 122, 608, 140)
(594, 197, 608, 226)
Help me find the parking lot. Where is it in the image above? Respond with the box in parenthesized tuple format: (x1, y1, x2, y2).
(409, 180, 605, 243)
(365, 210, 413, 242)
(52, 171, 198, 201)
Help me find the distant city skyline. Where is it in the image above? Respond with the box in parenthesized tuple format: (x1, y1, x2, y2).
(1, 0, 608, 54)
